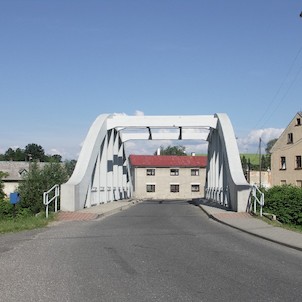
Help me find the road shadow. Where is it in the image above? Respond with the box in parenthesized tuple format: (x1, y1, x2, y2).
(188, 198, 232, 211)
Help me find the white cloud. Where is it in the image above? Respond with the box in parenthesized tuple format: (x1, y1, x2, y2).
(134, 110, 144, 116)
(124, 139, 208, 156)
(237, 128, 284, 153)
(125, 127, 284, 156)
(48, 148, 63, 156)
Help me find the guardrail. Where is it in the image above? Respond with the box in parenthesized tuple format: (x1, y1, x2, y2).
(43, 184, 60, 218)
(205, 186, 229, 208)
(250, 185, 264, 217)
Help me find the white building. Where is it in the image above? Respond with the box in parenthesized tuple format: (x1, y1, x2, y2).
(129, 155, 207, 200)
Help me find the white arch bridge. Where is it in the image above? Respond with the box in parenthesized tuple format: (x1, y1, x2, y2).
(61, 113, 251, 212)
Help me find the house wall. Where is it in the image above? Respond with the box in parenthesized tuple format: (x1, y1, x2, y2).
(0, 161, 47, 198)
(132, 166, 206, 199)
(248, 170, 272, 188)
(271, 114, 302, 186)
(3, 181, 19, 197)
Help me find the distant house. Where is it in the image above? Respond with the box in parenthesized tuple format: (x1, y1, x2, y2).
(270, 112, 302, 187)
(129, 155, 207, 200)
(0, 161, 46, 197)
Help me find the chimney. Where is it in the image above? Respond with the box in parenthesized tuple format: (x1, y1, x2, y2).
(157, 148, 161, 156)
(191, 152, 195, 156)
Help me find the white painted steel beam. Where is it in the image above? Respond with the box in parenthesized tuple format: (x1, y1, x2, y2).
(107, 115, 217, 129)
(120, 132, 209, 141)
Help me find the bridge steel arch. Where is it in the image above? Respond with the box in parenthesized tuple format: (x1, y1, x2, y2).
(61, 113, 251, 212)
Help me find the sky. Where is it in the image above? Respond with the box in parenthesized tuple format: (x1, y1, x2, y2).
(0, 1, 302, 160)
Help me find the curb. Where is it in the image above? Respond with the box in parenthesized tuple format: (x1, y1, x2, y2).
(94, 202, 135, 220)
(198, 205, 302, 252)
(56, 200, 140, 222)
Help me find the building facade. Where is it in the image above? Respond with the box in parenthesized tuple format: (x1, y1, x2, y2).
(0, 161, 46, 197)
(271, 112, 302, 187)
(129, 155, 207, 200)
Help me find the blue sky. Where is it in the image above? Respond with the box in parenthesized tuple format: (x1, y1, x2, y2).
(0, 1, 301, 159)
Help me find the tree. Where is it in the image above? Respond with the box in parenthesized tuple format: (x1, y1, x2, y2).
(265, 138, 278, 154)
(263, 138, 278, 170)
(0, 171, 8, 200)
(24, 143, 46, 162)
(3, 147, 26, 161)
(154, 145, 187, 156)
(18, 162, 69, 214)
(64, 159, 77, 177)
(45, 154, 62, 163)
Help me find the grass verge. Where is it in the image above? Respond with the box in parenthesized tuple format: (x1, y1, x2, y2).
(255, 214, 302, 234)
(0, 213, 56, 234)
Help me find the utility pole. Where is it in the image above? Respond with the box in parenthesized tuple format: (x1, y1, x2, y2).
(259, 138, 262, 187)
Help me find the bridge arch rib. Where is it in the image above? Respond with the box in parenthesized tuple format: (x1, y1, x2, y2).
(61, 113, 251, 212)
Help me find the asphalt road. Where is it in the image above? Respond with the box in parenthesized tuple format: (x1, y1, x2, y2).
(0, 200, 302, 302)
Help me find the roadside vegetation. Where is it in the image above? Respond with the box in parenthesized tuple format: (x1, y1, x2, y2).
(0, 143, 75, 233)
(0, 162, 68, 233)
(1, 141, 301, 234)
(261, 185, 302, 232)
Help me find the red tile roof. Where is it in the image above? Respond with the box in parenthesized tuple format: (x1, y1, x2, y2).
(129, 155, 207, 168)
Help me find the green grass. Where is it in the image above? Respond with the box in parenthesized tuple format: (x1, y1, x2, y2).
(199, 153, 260, 166)
(0, 213, 55, 234)
(240, 153, 260, 166)
(255, 214, 302, 234)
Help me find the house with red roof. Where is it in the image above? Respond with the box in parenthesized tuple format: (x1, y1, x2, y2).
(128, 155, 207, 200)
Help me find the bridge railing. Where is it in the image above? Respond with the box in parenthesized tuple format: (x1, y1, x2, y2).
(250, 185, 264, 217)
(205, 186, 229, 208)
(43, 184, 60, 218)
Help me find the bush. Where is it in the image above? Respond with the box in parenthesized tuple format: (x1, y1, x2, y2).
(0, 199, 32, 219)
(263, 185, 302, 225)
(18, 162, 68, 214)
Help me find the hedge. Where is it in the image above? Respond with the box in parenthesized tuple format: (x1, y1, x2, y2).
(263, 185, 302, 225)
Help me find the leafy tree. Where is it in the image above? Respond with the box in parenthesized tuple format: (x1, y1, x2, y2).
(155, 145, 187, 156)
(3, 147, 26, 161)
(241, 155, 247, 169)
(25, 143, 46, 162)
(45, 154, 62, 163)
(262, 138, 278, 170)
(4, 147, 17, 161)
(265, 138, 278, 154)
(18, 162, 69, 214)
(0, 171, 8, 200)
(64, 159, 77, 177)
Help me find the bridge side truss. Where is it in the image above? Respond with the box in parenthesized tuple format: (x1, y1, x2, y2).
(61, 113, 251, 212)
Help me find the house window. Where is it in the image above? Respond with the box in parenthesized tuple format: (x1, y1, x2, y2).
(280, 157, 286, 170)
(296, 180, 302, 188)
(191, 184, 200, 192)
(280, 180, 286, 185)
(191, 169, 199, 176)
(170, 184, 179, 192)
(296, 118, 301, 126)
(170, 169, 179, 176)
(296, 156, 302, 169)
(146, 168, 155, 176)
(146, 184, 155, 192)
(287, 133, 293, 144)
(19, 169, 28, 177)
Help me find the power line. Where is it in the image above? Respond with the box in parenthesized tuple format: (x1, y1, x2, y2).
(261, 62, 302, 128)
(255, 45, 302, 129)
